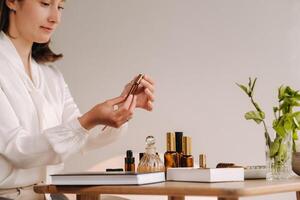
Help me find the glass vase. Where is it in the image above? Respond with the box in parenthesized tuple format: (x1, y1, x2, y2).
(265, 131, 293, 180)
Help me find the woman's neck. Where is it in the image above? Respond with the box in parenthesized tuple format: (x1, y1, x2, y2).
(10, 37, 32, 63)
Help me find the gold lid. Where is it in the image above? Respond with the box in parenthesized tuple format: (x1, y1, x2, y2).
(182, 136, 192, 155)
(199, 154, 206, 168)
(166, 132, 176, 151)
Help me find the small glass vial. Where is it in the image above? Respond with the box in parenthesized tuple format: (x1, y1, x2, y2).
(199, 154, 207, 168)
(164, 132, 179, 169)
(181, 136, 194, 167)
(137, 136, 165, 173)
(124, 150, 135, 172)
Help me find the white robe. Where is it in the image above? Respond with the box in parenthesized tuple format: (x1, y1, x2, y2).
(0, 31, 127, 188)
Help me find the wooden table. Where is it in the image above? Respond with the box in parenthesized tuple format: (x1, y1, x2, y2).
(34, 178, 300, 200)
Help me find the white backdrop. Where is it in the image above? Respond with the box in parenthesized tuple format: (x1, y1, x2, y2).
(52, 1, 300, 199)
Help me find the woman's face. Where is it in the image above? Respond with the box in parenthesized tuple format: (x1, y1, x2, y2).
(7, 0, 64, 43)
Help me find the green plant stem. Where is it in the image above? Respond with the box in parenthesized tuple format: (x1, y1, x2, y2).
(250, 96, 261, 112)
(262, 120, 271, 147)
(250, 94, 271, 147)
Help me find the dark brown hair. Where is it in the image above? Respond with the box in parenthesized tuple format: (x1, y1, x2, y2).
(0, 0, 63, 64)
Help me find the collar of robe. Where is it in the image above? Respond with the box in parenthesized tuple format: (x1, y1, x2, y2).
(0, 31, 60, 131)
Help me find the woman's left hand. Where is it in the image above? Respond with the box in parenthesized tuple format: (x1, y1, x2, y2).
(121, 74, 155, 111)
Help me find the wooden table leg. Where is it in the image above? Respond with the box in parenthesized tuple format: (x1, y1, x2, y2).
(76, 194, 100, 200)
(296, 191, 300, 200)
(168, 196, 185, 200)
(218, 198, 238, 200)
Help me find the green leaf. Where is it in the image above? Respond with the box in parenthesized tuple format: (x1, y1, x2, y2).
(273, 118, 286, 138)
(292, 98, 300, 107)
(248, 77, 252, 90)
(236, 83, 249, 96)
(245, 111, 264, 124)
(279, 101, 291, 114)
(285, 86, 294, 96)
(251, 78, 257, 95)
(293, 117, 299, 128)
(293, 131, 298, 140)
(294, 93, 300, 100)
(270, 137, 280, 157)
(278, 85, 286, 101)
(277, 142, 287, 161)
(292, 112, 300, 123)
(284, 97, 300, 107)
(283, 117, 293, 133)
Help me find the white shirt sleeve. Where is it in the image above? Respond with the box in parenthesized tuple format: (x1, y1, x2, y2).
(0, 85, 88, 169)
(1, 66, 127, 169)
(59, 78, 128, 152)
(81, 124, 128, 152)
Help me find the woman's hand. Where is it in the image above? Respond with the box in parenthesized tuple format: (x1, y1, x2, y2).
(121, 74, 155, 111)
(79, 95, 137, 130)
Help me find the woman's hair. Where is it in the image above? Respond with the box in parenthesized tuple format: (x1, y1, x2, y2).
(0, 0, 63, 64)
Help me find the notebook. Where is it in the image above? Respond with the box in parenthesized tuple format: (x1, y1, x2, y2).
(167, 167, 244, 183)
(51, 171, 165, 185)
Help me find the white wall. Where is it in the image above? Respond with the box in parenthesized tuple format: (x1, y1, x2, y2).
(51, 0, 300, 199)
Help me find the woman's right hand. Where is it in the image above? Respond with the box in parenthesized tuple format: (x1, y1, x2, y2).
(79, 94, 137, 131)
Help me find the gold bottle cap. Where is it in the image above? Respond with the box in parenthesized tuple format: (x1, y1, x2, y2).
(166, 132, 176, 151)
(199, 154, 206, 168)
(182, 136, 192, 155)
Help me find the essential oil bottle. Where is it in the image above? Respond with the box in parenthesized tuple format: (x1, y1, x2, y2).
(164, 132, 179, 169)
(181, 136, 194, 167)
(175, 132, 184, 167)
(124, 150, 135, 172)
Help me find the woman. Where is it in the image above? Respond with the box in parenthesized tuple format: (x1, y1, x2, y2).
(0, 0, 155, 199)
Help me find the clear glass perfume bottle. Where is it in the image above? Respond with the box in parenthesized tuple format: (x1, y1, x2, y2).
(137, 136, 165, 173)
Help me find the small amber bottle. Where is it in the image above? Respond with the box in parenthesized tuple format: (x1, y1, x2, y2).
(181, 136, 194, 167)
(124, 150, 135, 172)
(164, 132, 179, 169)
